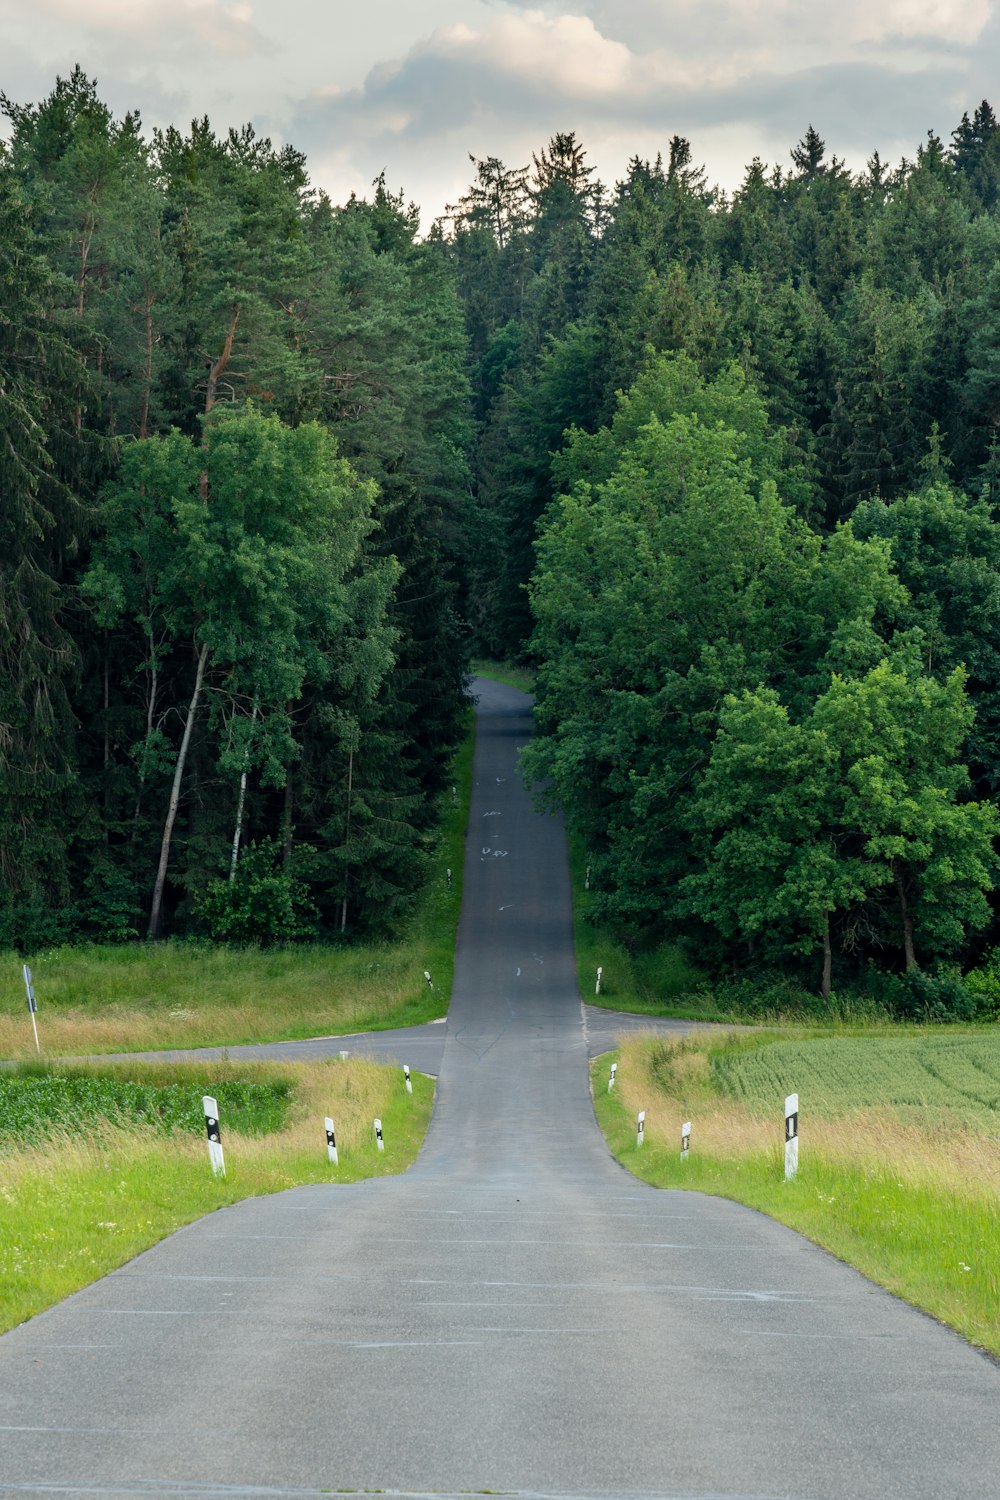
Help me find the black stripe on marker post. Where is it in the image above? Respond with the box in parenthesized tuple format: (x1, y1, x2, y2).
(202, 1095, 225, 1177)
(784, 1092, 799, 1180)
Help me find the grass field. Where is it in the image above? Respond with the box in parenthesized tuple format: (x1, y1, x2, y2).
(0, 721, 474, 1058)
(593, 1028, 1000, 1356)
(0, 1055, 433, 1333)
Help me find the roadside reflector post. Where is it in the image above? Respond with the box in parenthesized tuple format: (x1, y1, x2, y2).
(681, 1121, 691, 1161)
(784, 1093, 799, 1180)
(339, 1050, 349, 1061)
(423, 969, 434, 990)
(325, 1117, 338, 1166)
(404, 1064, 412, 1095)
(608, 1061, 617, 1092)
(202, 1096, 225, 1178)
(637, 1109, 645, 1148)
(374, 1117, 384, 1152)
(22, 964, 40, 1054)
(595, 966, 603, 996)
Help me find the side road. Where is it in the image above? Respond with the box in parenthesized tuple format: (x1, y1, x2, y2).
(90, 1004, 700, 1070)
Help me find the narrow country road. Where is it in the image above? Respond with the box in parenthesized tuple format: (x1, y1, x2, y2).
(1, 678, 999, 1499)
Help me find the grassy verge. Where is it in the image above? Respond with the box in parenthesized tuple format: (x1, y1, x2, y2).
(0, 1055, 432, 1333)
(593, 1028, 1000, 1356)
(569, 831, 711, 1017)
(0, 720, 474, 1059)
(470, 658, 536, 694)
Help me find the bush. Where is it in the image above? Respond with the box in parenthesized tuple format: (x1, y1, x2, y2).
(0, 897, 80, 956)
(81, 866, 142, 943)
(193, 841, 319, 944)
(963, 952, 1000, 1022)
(866, 965, 977, 1023)
(698, 972, 819, 1020)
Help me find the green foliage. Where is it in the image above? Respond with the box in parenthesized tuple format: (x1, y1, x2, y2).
(862, 967, 977, 1023)
(529, 350, 996, 993)
(963, 951, 1000, 1021)
(0, 1067, 290, 1144)
(0, 76, 474, 946)
(195, 842, 319, 944)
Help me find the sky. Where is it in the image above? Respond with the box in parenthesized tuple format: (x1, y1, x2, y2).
(1, 0, 998, 223)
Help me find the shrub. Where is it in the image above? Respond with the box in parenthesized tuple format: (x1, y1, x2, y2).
(963, 952, 1000, 1022)
(866, 965, 977, 1023)
(193, 841, 319, 944)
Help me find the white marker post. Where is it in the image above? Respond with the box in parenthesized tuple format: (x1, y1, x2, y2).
(595, 966, 603, 996)
(637, 1109, 645, 1148)
(22, 964, 40, 1054)
(325, 1117, 338, 1166)
(784, 1092, 799, 1180)
(202, 1096, 225, 1178)
(446, 867, 452, 890)
(403, 1064, 412, 1095)
(374, 1117, 384, 1153)
(338, 1050, 349, 1062)
(681, 1121, 691, 1161)
(608, 1061, 617, 1092)
(423, 969, 434, 991)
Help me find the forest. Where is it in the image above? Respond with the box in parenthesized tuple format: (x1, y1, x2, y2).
(6, 68, 1000, 1013)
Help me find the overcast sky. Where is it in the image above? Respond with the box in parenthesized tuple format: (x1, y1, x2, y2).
(1, 0, 997, 222)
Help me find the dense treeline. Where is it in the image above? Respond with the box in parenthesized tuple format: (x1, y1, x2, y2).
(7, 68, 1000, 1005)
(0, 69, 471, 948)
(447, 115, 1000, 1008)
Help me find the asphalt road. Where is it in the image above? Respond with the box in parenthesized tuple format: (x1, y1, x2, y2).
(2, 678, 999, 1499)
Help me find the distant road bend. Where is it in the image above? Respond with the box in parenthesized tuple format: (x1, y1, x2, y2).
(1, 677, 999, 1500)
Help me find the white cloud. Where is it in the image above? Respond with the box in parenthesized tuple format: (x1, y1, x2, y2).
(425, 12, 640, 96)
(545, 0, 993, 53)
(0, 0, 269, 56)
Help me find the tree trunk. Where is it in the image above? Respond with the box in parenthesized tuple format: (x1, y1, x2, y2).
(132, 641, 159, 839)
(103, 635, 110, 840)
(205, 304, 240, 416)
(147, 642, 208, 939)
(893, 861, 917, 971)
(229, 697, 259, 881)
(199, 305, 240, 498)
(139, 290, 154, 440)
(340, 748, 354, 934)
(282, 773, 294, 869)
(821, 913, 832, 1001)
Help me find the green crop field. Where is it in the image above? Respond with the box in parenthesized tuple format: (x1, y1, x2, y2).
(0, 1065, 292, 1144)
(711, 1033, 1000, 1126)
